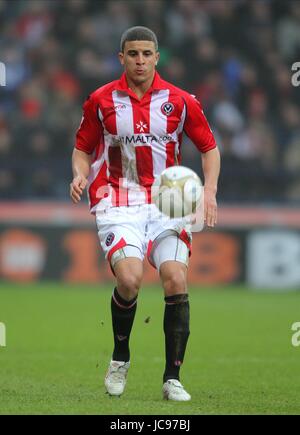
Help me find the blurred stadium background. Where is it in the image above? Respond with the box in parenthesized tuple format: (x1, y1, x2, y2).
(1, 0, 300, 416)
(0, 0, 299, 290)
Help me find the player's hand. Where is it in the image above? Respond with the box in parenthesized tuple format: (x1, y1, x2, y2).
(70, 175, 88, 203)
(204, 187, 217, 228)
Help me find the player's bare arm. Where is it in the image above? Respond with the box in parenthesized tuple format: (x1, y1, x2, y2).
(70, 149, 92, 203)
(201, 147, 220, 228)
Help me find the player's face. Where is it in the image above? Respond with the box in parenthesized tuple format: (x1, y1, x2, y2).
(119, 41, 159, 84)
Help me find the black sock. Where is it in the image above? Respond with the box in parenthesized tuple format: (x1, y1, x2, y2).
(163, 293, 190, 383)
(111, 287, 137, 362)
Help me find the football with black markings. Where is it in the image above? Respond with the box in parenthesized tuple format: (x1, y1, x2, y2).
(152, 166, 202, 218)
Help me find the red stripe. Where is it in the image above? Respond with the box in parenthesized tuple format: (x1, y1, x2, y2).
(147, 240, 156, 269)
(179, 229, 192, 257)
(166, 141, 176, 167)
(108, 146, 127, 206)
(99, 96, 117, 135)
(89, 161, 108, 209)
(101, 93, 122, 205)
(88, 131, 107, 209)
(107, 237, 127, 263)
(135, 146, 154, 202)
(130, 94, 151, 134)
(108, 147, 122, 186)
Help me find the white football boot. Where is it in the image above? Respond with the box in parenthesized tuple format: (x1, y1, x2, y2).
(104, 360, 130, 396)
(162, 379, 191, 401)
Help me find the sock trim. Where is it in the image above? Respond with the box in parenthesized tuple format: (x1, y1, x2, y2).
(112, 287, 137, 310)
(164, 293, 188, 305)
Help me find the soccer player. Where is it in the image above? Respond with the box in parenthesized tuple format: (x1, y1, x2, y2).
(70, 27, 220, 401)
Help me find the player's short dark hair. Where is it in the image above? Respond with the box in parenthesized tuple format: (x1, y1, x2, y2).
(120, 26, 158, 52)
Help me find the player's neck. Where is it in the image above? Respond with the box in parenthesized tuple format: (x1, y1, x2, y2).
(126, 73, 155, 100)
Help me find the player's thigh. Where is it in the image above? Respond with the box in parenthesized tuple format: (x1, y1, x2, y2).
(150, 231, 190, 269)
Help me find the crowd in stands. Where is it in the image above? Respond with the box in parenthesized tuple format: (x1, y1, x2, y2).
(0, 0, 299, 204)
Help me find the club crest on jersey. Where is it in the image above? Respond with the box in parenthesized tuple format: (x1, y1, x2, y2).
(161, 102, 174, 116)
(105, 232, 115, 246)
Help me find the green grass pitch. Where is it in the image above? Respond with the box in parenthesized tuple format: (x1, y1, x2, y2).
(0, 283, 300, 415)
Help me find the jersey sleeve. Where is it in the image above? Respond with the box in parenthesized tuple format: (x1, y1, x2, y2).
(183, 94, 216, 153)
(75, 95, 103, 154)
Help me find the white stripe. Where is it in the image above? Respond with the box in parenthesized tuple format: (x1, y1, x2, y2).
(112, 91, 133, 136)
(177, 102, 186, 134)
(98, 106, 104, 123)
(102, 134, 113, 209)
(175, 102, 186, 157)
(149, 89, 169, 177)
(88, 154, 104, 187)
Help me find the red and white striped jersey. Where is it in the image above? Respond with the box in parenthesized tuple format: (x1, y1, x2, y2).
(75, 72, 216, 213)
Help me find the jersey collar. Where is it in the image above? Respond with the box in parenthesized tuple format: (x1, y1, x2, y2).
(116, 71, 165, 93)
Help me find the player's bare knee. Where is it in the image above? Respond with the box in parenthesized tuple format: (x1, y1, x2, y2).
(162, 270, 187, 296)
(116, 274, 142, 300)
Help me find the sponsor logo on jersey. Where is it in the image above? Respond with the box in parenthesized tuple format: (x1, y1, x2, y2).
(112, 134, 174, 145)
(114, 104, 126, 111)
(105, 232, 115, 246)
(106, 104, 126, 115)
(161, 102, 174, 116)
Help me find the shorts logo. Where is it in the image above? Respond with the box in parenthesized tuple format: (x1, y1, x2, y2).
(161, 102, 174, 116)
(105, 232, 115, 246)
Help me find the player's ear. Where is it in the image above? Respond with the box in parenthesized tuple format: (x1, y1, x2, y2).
(119, 52, 124, 66)
(155, 52, 160, 66)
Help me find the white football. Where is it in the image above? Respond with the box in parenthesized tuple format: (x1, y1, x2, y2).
(151, 166, 203, 218)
